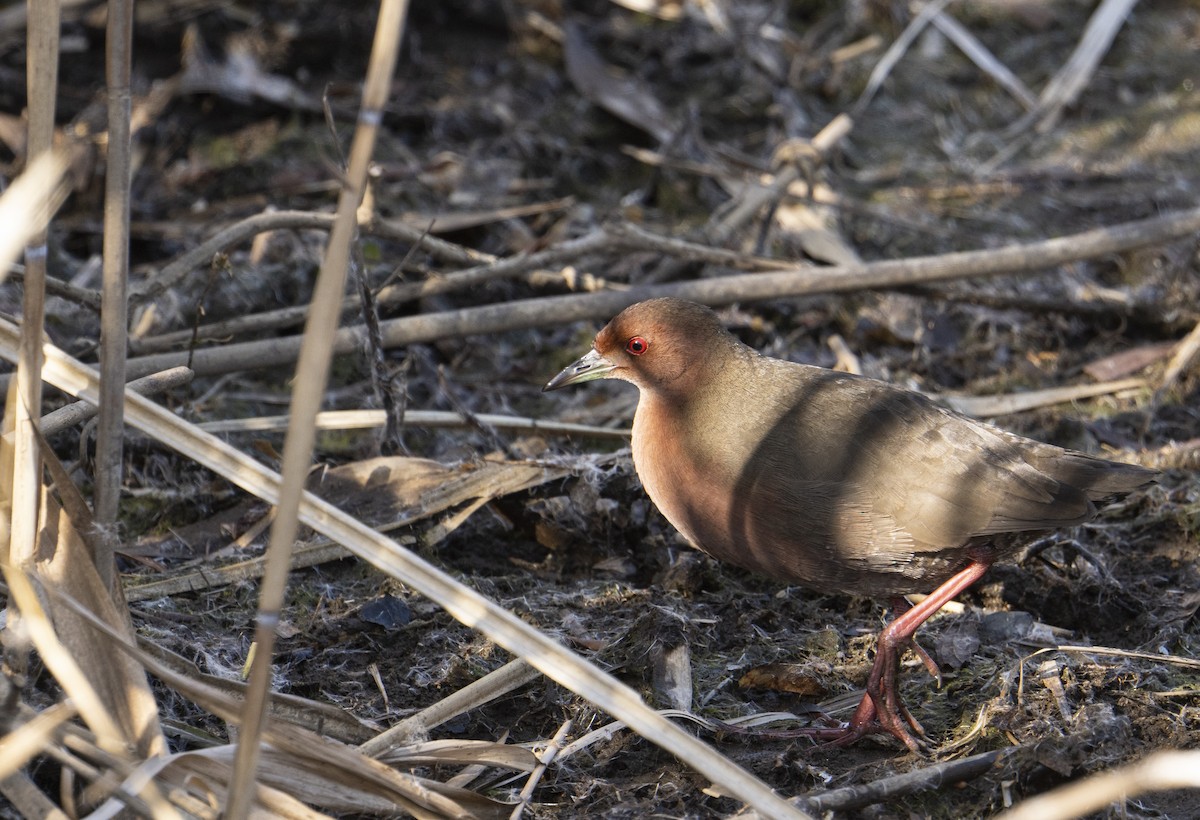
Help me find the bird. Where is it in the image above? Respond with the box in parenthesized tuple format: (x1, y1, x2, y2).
(543, 297, 1157, 752)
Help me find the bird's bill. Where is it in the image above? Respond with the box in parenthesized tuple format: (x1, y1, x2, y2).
(542, 348, 617, 391)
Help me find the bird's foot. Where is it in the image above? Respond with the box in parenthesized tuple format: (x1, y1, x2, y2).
(861, 618, 931, 753)
(845, 686, 925, 753)
(905, 637, 943, 685)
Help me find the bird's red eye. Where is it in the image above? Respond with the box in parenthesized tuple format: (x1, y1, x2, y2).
(625, 336, 648, 356)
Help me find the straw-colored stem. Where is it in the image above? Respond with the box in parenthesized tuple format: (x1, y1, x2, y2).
(224, 1, 411, 817)
(94, 0, 135, 592)
(5, 0, 62, 700)
(9, 0, 61, 575)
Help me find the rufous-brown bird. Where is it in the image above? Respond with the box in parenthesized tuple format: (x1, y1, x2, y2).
(544, 297, 1156, 751)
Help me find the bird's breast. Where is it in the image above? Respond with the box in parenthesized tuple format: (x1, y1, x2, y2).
(632, 405, 732, 539)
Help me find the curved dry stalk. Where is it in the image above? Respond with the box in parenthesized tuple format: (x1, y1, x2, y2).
(128, 209, 491, 306)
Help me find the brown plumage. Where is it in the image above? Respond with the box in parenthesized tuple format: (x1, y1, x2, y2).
(545, 297, 1157, 751)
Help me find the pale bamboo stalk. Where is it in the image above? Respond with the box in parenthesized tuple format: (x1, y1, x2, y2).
(225, 2, 411, 817)
(10, 0, 61, 573)
(999, 750, 1200, 820)
(94, 0, 135, 592)
(5, 0, 63, 712)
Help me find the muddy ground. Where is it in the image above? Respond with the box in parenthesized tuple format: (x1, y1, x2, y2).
(3, 0, 1199, 817)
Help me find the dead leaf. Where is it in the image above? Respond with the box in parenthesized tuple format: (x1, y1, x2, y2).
(31, 487, 166, 758)
(564, 20, 676, 142)
(738, 664, 828, 698)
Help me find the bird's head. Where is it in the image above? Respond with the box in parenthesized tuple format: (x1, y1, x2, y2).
(543, 298, 734, 396)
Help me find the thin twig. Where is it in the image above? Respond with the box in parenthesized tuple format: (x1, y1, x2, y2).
(197, 409, 630, 439)
(127, 224, 608, 355)
(373, 227, 615, 307)
(40, 366, 193, 438)
(1052, 644, 1200, 671)
(510, 719, 572, 820)
(360, 660, 542, 757)
(3, 268, 102, 308)
(853, 0, 952, 114)
(933, 377, 1147, 418)
(929, 9, 1036, 110)
(128, 209, 490, 306)
(777, 747, 1011, 816)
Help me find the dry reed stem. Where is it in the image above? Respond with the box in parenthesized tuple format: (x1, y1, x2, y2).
(9, 0, 60, 576)
(360, 659, 542, 756)
(998, 750, 1200, 820)
(226, 2, 411, 816)
(93, 0, 136, 591)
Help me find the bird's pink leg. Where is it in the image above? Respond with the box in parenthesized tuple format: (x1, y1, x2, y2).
(713, 561, 991, 751)
(840, 560, 992, 752)
(891, 596, 942, 684)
